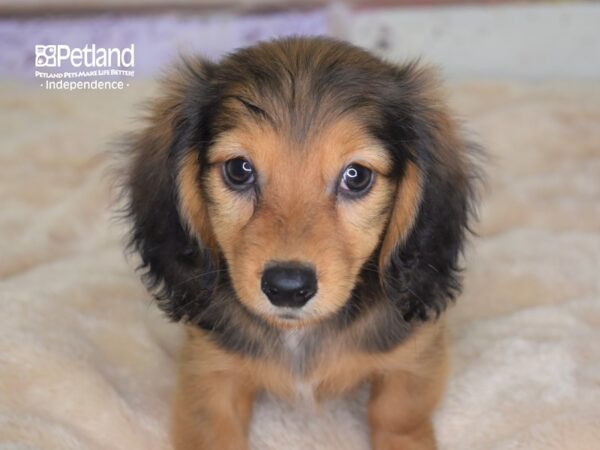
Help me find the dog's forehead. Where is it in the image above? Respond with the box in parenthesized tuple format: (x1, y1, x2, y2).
(214, 40, 393, 146)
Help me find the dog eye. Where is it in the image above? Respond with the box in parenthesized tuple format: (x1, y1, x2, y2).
(339, 164, 373, 196)
(223, 158, 255, 187)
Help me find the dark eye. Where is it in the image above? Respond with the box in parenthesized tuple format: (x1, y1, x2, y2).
(223, 158, 255, 188)
(339, 164, 373, 196)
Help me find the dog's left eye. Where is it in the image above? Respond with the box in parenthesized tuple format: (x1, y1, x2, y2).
(339, 164, 373, 196)
(223, 158, 255, 188)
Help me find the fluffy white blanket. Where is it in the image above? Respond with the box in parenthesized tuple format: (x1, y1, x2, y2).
(1, 81, 599, 450)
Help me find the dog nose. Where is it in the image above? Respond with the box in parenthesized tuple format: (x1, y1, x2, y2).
(261, 263, 317, 308)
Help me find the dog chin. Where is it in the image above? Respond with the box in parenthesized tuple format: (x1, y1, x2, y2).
(276, 311, 302, 321)
(255, 306, 318, 329)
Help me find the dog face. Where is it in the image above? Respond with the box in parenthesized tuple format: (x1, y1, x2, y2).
(180, 115, 396, 327)
(124, 38, 478, 339)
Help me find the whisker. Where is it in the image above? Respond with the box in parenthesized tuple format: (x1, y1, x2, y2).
(170, 268, 228, 288)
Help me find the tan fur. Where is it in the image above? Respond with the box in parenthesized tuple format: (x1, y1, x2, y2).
(132, 39, 475, 450)
(172, 332, 257, 450)
(177, 152, 218, 256)
(181, 115, 397, 328)
(313, 312, 447, 401)
(368, 324, 448, 450)
(172, 319, 447, 450)
(379, 162, 423, 270)
(171, 105, 443, 449)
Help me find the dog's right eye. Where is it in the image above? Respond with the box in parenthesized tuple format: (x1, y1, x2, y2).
(223, 158, 255, 188)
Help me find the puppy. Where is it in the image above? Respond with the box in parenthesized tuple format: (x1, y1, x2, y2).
(123, 37, 479, 450)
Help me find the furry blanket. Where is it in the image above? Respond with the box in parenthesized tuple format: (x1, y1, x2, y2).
(1, 80, 599, 449)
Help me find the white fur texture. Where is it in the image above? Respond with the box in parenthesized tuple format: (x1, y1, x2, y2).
(0, 81, 599, 449)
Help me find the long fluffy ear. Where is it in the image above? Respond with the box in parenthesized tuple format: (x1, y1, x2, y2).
(122, 58, 222, 325)
(376, 63, 481, 322)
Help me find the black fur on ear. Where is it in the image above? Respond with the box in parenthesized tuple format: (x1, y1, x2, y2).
(121, 58, 225, 327)
(374, 63, 482, 322)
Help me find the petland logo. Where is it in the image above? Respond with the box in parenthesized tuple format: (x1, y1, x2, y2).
(35, 44, 134, 68)
(35, 44, 135, 91)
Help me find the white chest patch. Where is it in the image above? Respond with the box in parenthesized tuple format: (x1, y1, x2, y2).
(292, 379, 316, 406)
(282, 329, 304, 359)
(282, 330, 316, 405)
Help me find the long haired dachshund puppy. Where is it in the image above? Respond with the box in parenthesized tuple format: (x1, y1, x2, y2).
(123, 37, 480, 450)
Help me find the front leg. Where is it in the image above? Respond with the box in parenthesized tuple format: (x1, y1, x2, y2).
(368, 332, 448, 450)
(171, 333, 256, 450)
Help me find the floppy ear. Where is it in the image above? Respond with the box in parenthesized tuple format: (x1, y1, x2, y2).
(123, 58, 223, 325)
(377, 64, 480, 322)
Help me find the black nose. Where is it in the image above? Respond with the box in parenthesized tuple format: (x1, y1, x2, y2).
(261, 262, 317, 308)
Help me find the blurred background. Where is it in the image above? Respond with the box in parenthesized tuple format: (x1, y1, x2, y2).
(1, 1, 599, 450)
(0, 0, 599, 80)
